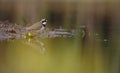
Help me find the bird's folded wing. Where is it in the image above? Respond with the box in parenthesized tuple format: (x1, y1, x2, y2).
(26, 22, 42, 31)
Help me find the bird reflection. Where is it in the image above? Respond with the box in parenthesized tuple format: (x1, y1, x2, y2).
(23, 19, 47, 54)
(24, 35, 46, 54)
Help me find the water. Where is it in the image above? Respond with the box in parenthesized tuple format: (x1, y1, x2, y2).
(0, 36, 115, 73)
(0, 37, 81, 73)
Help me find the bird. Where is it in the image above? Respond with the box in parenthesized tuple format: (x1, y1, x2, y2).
(24, 19, 47, 38)
(26, 19, 47, 31)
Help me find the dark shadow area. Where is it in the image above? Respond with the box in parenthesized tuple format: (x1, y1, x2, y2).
(0, 2, 16, 22)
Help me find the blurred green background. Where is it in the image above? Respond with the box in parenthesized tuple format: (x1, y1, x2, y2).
(0, 0, 120, 73)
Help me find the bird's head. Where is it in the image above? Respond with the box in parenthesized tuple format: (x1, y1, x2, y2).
(40, 19, 47, 27)
(40, 19, 47, 31)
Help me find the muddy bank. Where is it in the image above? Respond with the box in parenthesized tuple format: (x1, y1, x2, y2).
(0, 21, 83, 40)
(0, 21, 26, 40)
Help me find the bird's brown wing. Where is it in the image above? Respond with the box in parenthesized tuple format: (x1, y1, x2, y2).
(26, 22, 42, 31)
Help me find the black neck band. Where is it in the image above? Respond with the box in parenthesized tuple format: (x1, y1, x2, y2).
(42, 24, 46, 27)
